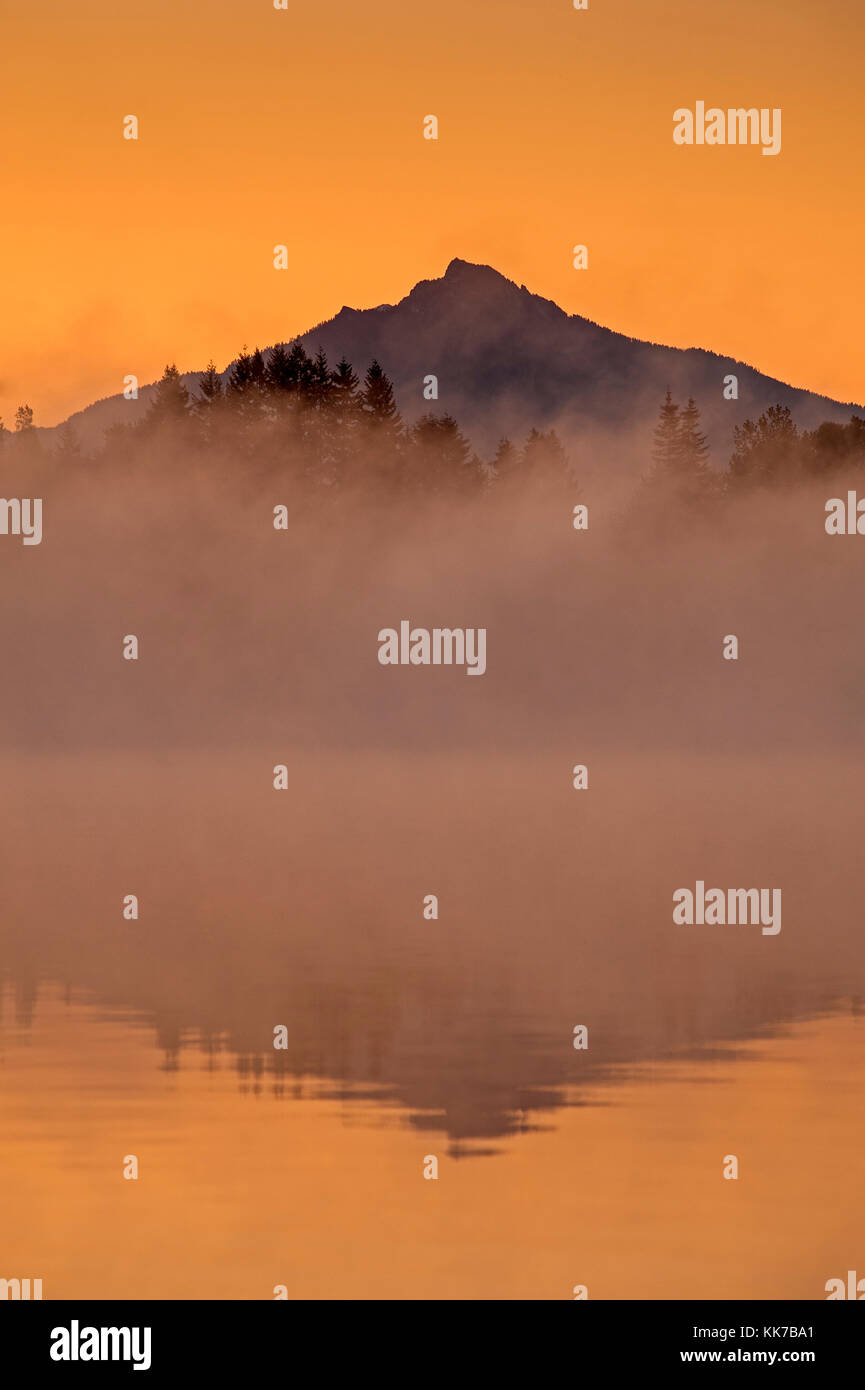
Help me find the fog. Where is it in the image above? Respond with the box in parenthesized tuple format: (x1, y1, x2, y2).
(0, 423, 862, 754)
(0, 423, 862, 1144)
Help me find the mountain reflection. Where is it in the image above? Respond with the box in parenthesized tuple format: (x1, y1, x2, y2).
(1, 751, 861, 1150)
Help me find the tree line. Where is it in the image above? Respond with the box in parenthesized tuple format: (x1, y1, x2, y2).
(0, 344, 572, 495)
(645, 388, 865, 506)
(3, 350, 863, 501)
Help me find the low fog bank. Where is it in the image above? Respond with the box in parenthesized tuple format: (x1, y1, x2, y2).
(0, 428, 863, 754)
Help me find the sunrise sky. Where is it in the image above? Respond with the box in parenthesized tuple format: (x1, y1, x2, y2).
(2, 0, 863, 427)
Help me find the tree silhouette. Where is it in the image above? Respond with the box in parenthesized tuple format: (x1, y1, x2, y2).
(147, 364, 190, 429)
(678, 397, 710, 476)
(361, 360, 403, 486)
(650, 389, 680, 478)
(410, 413, 475, 492)
(330, 357, 362, 480)
(729, 404, 800, 488)
(362, 360, 401, 437)
(520, 427, 570, 487)
(198, 360, 223, 407)
(802, 416, 865, 478)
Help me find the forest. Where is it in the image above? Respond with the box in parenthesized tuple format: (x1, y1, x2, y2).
(2, 344, 864, 508)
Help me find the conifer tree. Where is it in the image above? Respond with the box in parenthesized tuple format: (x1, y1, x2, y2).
(361, 360, 403, 486)
(265, 344, 293, 394)
(410, 413, 474, 492)
(146, 364, 190, 429)
(361, 360, 401, 437)
(227, 348, 254, 400)
(197, 360, 223, 406)
(329, 357, 361, 481)
(650, 389, 680, 478)
(194, 360, 224, 444)
(677, 397, 709, 476)
(520, 427, 569, 484)
(729, 404, 799, 488)
(331, 356, 360, 423)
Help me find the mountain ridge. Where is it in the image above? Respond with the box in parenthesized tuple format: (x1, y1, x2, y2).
(47, 259, 863, 470)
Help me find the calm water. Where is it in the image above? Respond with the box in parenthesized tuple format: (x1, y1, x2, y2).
(1, 751, 862, 1299)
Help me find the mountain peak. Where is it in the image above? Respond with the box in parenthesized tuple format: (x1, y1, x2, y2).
(51, 257, 861, 462)
(442, 257, 512, 286)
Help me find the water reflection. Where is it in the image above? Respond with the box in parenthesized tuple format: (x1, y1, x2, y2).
(1, 751, 862, 1149)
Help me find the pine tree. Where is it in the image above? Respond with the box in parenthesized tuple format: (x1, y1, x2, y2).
(199, 360, 222, 402)
(650, 389, 680, 478)
(361, 360, 401, 437)
(361, 360, 402, 486)
(410, 413, 474, 492)
(331, 356, 360, 424)
(520, 427, 569, 485)
(14, 404, 34, 432)
(194, 360, 224, 443)
(329, 357, 361, 482)
(304, 347, 335, 478)
(249, 348, 267, 395)
(677, 398, 709, 476)
(265, 344, 293, 394)
(227, 348, 254, 400)
(147, 364, 190, 426)
(286, 342, 313, 396)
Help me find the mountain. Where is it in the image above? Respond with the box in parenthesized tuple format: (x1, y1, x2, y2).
(53, 259, 863, 471)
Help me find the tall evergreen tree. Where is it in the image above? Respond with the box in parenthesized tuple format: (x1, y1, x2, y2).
(361, 360, 401, 437)
(265, 343, 293, 394)
(650, 389, 680, 478)
(194, 360, 224, 443)
(361, 360, 402, 485)
(677, 397, 709, 476)
(410, 413, 475, 492)
(520, 427, 569, 485)
(331, 356, 360, 423)
(287, 342, 313, 392)
(147, 364, 190, 425)
(198, 360, 223, 406)
(249, 348, 267, 395)
(227, 348, 254, 400)
(329, 356, 361, 481)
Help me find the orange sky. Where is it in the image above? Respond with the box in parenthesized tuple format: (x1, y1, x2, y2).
(2, 0, 863, 427)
